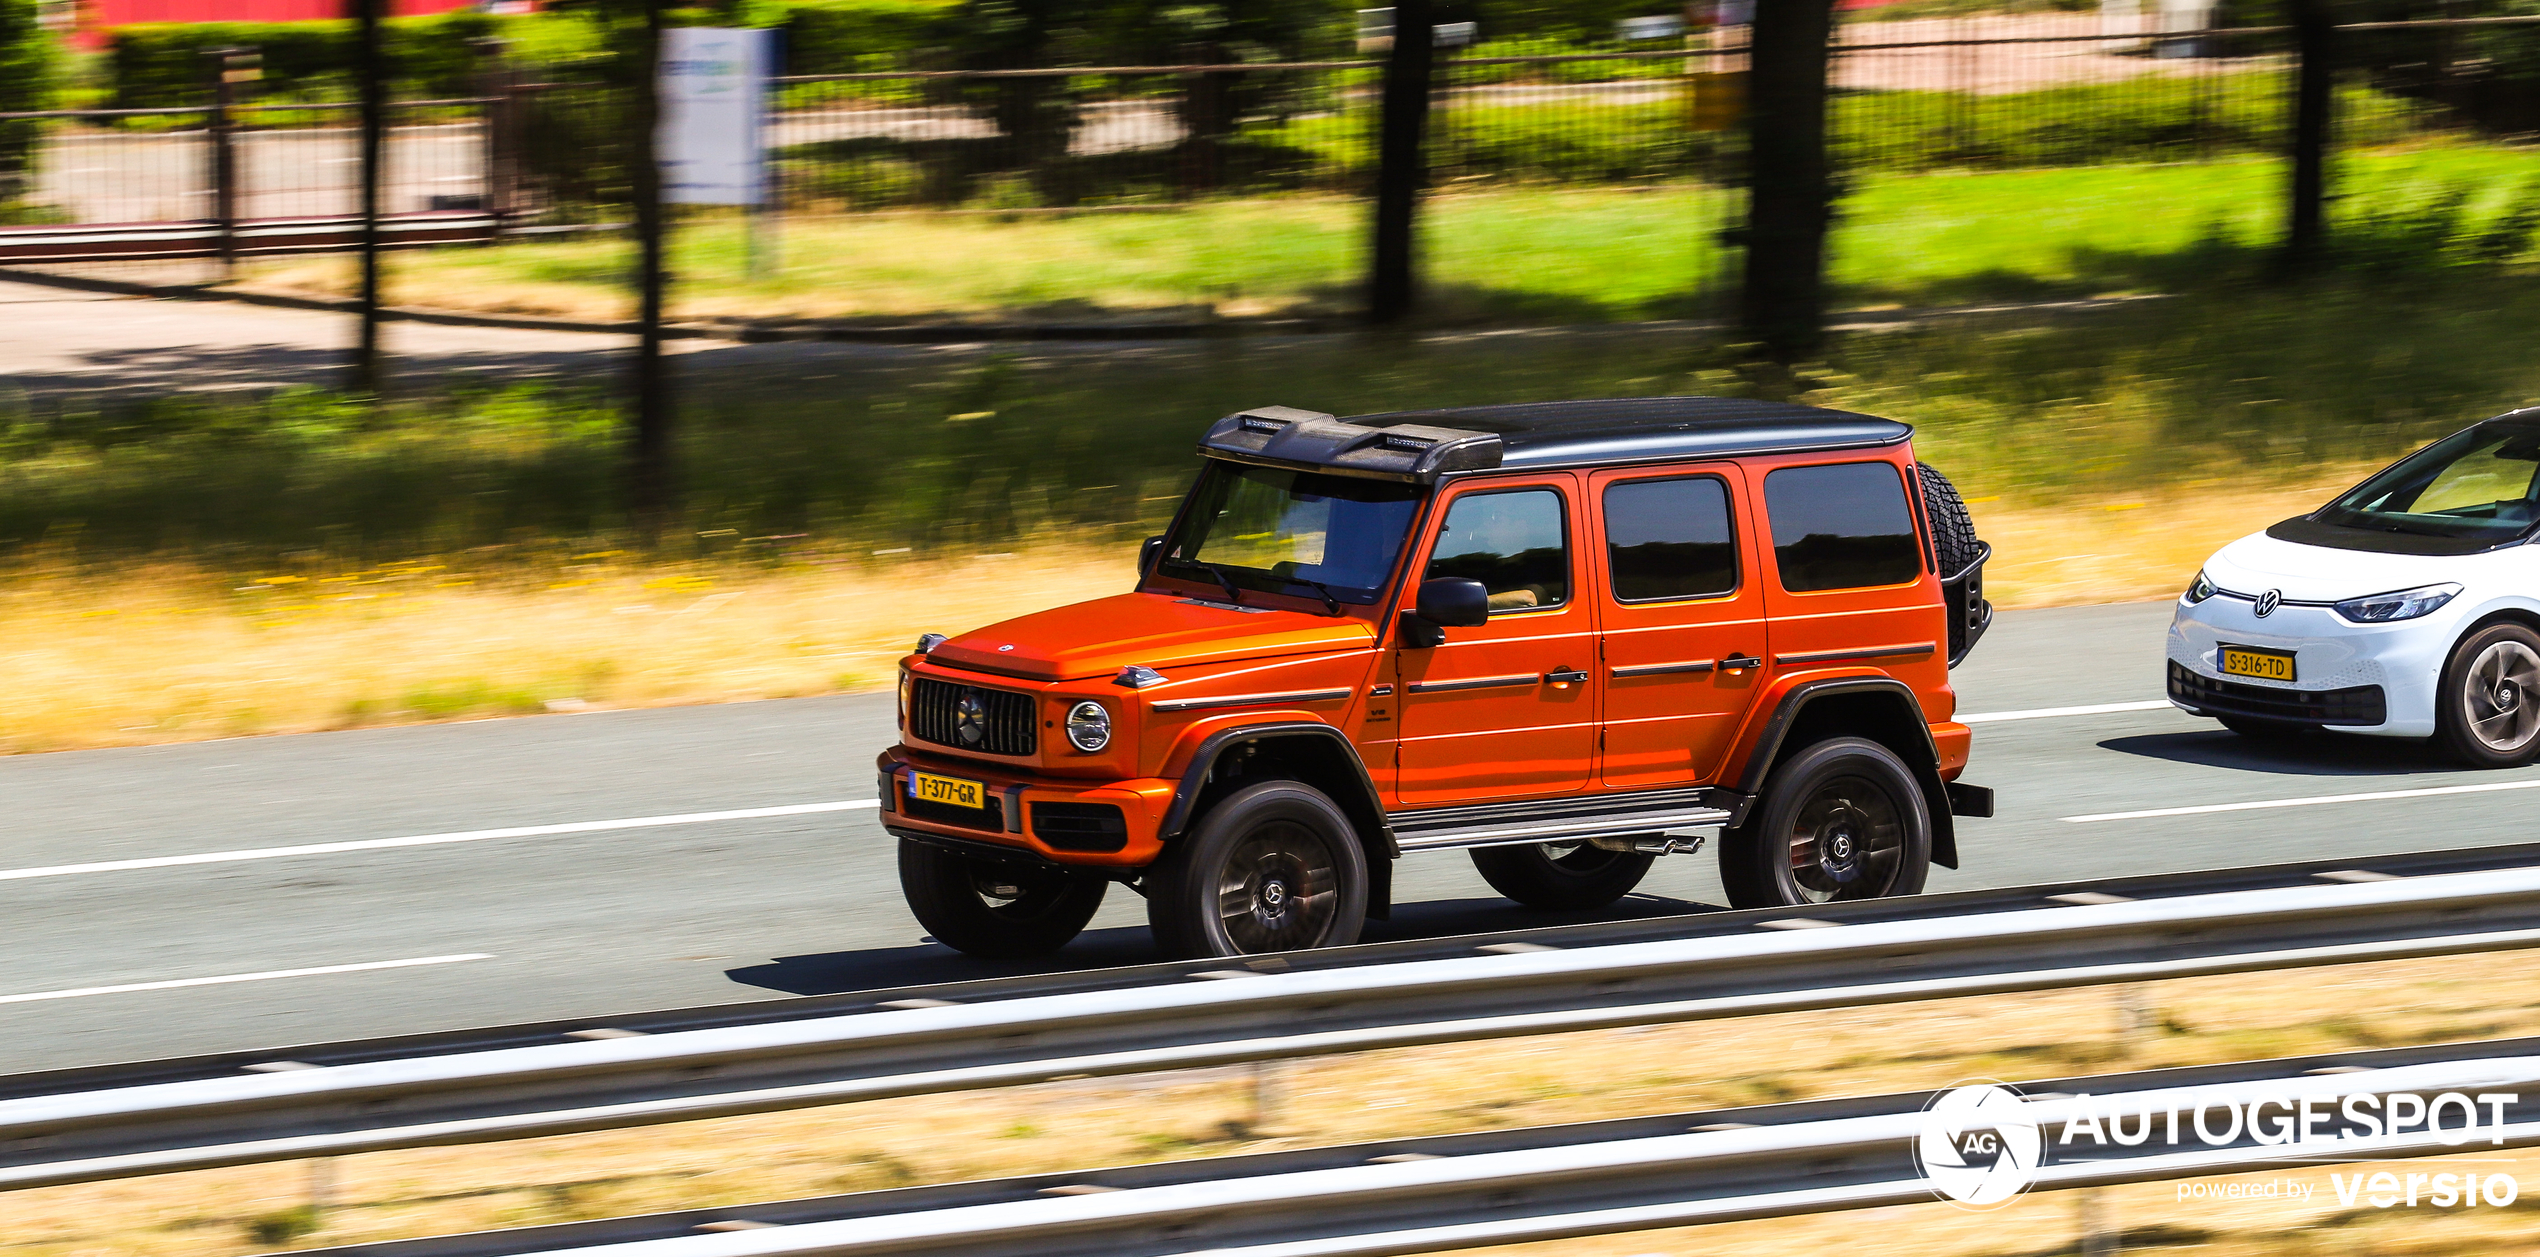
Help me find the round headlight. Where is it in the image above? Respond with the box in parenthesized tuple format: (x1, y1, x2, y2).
(1065, 700, 1112, 753)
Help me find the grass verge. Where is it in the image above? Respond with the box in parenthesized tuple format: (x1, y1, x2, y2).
(9, 952, 2537, 1255)
(231, 149, 2540, 326)
(13, 266, 2540, 749)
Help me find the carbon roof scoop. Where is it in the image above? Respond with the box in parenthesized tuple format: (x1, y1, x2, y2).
(1199, 406, 1505, 483)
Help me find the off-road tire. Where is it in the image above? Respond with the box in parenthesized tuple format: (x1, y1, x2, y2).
(1147, 780, 1369, 959)
(899, 838, 1108, 959)
(1917, 461, 1982, 576)
(1469, 841, 1656, 910)
(2436, 621, 2540, 768)
(1720, 737, 1933, 910)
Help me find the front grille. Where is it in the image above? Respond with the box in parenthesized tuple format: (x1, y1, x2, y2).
(911, 677, 1038, 756)
(1031, 802, 1128, 853)
(2168, 662, 2388, 726)
(905, 792, 1006, 833)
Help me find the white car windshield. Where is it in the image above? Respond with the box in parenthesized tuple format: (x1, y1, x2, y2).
(2319, 421, 2540, 541)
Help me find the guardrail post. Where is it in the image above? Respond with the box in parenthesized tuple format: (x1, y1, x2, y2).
(1177, 43, 1226, 199)
(2080, 1188, 2119, 1256)
(1247, 1059, 1285, 1135)
(308, 1157, 339, 1228)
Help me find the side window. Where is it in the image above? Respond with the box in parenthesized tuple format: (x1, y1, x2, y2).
(1426, 488, 1570, 612)
(1763, 462, 1922, 593)
(1604, 476, 1737, 603)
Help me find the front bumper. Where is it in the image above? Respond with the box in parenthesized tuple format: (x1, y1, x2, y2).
(876, 747, 1174, 868)
(2164, 595, 2448, 736)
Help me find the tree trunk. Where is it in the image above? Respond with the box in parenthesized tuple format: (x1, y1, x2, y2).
(1368, 0, 1433, 326)
(2282, 0, 2334, 275)
(1739, 0, 1837, 360)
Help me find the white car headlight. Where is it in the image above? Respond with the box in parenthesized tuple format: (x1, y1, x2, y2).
(2184, 569, 2217, 604)
(2334, 582, 2462, 624)
(1064, 700, 1112, 753)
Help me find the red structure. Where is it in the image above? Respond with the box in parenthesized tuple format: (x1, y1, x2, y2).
(72, 0, 492, 45)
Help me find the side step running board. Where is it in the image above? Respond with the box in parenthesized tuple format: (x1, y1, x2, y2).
(1387, 787, 1747, 853)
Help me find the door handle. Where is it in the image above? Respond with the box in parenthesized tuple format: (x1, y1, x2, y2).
(1545, 666, 1590, 687)
(1720, 653, 1763, 672)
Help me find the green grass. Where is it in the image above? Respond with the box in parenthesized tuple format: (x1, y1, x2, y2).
(293, 146, 2540, 328)
(18, 258, 2540, 564)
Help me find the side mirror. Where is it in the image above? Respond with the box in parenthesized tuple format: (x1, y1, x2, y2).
(1138, 535, 1165, 579)
(1400, 576, 1491, 651)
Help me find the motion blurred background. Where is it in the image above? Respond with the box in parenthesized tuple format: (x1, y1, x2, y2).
(4, 0, 2538, 743)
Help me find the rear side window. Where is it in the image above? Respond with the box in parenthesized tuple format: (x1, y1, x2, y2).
(1763, 462, 1921, 592)
(1604, 476, 1737, 602)
(1426, 488, 1569, 612)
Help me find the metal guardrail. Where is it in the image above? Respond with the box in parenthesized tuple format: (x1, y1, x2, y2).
(14, 840, 2537, 1108)
(303, 1036, 2540, 1257)
(8, 863, 2540, 1191)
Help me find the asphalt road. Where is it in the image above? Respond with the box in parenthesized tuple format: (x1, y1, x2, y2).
(10, 598, 2540, 1073)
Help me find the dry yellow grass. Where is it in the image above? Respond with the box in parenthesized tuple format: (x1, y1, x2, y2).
(10, 952, 2538, 1255)
(0, 481, 2360, 754)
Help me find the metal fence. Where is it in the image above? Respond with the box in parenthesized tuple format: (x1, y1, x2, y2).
(2, 15, 2530, 290)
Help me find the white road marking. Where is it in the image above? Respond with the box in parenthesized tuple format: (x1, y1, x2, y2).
(0, 954, 491, 1006)
(0, 800, 882, 883)
(2064, 778, 2540, 824)
(1960, 700, 2173, 724)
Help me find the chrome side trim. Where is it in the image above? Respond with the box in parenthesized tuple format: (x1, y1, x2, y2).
(1391, 807, 1737, 852)
(1150, 688, 1354, 713)
(1610, 660, 1717, 679)
(1774, 642, 1937, 666)
(1369, 684, 1395, 697)
(1404, 674, 1537, 694)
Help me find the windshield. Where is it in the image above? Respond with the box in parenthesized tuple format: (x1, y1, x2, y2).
(1155, 462, 1425, 605)
(2317, 422, 2540, 542)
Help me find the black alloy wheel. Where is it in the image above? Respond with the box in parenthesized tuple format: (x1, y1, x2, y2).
(1149, 780, 1369, 959)
(2438, 622, 2540, 768)
(1721, 736, 1932, 909)
(898, 838, 1108, 959)
(1469, 840, 1657, 910)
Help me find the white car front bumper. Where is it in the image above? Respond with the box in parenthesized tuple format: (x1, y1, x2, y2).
(2165, 593, 2454, 737)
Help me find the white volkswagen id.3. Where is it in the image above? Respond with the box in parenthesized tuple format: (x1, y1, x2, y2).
(2169, 410, 2540, 767)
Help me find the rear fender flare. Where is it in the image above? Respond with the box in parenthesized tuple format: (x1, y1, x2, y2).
(1730, 676, 1959, 870)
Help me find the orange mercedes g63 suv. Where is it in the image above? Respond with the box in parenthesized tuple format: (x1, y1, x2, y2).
(880, 398, 1995, 959)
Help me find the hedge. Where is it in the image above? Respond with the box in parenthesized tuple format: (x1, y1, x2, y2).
(106, 12, 527, 108)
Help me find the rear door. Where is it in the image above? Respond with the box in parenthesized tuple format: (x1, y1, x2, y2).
(1746, 456, 1948, 692)
(1589, 465, 1770, 788)
(1393, 475, 1599, 806)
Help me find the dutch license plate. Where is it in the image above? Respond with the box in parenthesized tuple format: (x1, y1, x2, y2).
(2219, 644, 2298, 683)
(909, 770, 987, 810)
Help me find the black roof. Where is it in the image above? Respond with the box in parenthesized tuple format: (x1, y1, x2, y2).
(1197, 397, 1910, 483)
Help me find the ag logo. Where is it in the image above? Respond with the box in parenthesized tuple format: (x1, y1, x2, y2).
(1915, 1081, 2041, 1208)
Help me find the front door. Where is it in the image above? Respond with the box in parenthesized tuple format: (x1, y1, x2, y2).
(1589, 465, 1771, 789)
(1394, 476, 1599, 807)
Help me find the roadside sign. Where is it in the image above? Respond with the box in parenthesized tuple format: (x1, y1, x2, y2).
(659, 27, 773, 206)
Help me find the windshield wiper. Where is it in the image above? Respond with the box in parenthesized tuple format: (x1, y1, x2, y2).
(1286, 577, 1343, 615)
(1187, 561, 1244, 604)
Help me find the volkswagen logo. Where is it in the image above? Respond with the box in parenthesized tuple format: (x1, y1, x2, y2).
(954, 689, 988, 745)
(2254, 589, 2282, 618)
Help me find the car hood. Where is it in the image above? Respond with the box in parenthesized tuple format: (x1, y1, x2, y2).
(2207, 530, 2486, 602)
(927, 592, 1378, 682)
